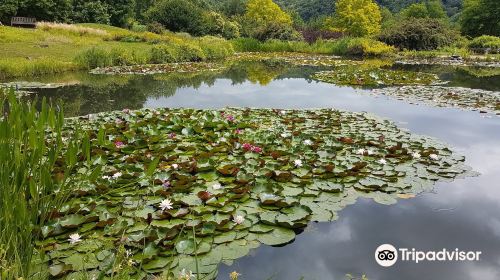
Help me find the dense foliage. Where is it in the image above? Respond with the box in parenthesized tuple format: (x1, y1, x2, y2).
(328, 0, 382, 37)
(379, 18, 461, 50)
(399, 0, 448, 19)
(460, 0, 500, 37)
(468, 35, 500, 53)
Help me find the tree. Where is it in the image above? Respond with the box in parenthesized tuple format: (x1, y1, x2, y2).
(460, 0, 500, 37)
(221, 0, 247, 17)
(12, 0, 72, 22)
(243, 0, 301, 41)
(72, 0, 111, 24)
(379, 18, 460, 50)
(104, 0, 135, 27)
(400, 0, 447, 19)
(331, 0, 382, 37)
(146, 0, 206, 35)
(245, 0, 292, 26)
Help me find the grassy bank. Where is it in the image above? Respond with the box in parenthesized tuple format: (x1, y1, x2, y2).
(231, 37, 396, 57)
(0, 23, 234, 79)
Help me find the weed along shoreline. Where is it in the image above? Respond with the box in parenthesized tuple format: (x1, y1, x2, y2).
(1, 0, 500, 279)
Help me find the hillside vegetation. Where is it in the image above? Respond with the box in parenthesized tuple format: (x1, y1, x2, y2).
(0, 23, 234, 79)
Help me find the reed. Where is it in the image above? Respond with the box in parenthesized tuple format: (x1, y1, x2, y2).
(0, 88, 88, 279)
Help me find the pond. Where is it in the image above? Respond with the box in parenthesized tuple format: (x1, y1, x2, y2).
(6, 60, 500, 280)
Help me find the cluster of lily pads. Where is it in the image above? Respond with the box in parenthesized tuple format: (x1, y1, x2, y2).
(395, 58, 500, 68)
(90, 62, 226, 75)
(372, 86, 500, 115)
(232, 52, 353, 67)
(38, 107, 476, 279)
(312, 67, 440, 87)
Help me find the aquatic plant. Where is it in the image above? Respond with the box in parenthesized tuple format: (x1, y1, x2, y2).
(0, 89, 91, 279)
(372, 86, 500, 115)
(39, 107, 475, 279)
(312, 67, 439, 86)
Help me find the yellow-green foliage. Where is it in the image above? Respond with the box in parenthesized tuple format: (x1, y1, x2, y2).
(344, 38, 396, 56)
(197, 36, 235, 60)
(329, 0, 382, 37)
(0, 24, 234, 78)
(468, 35, 500, 52)
(245, 0, 293, 26)
(231, 37, 393, 57)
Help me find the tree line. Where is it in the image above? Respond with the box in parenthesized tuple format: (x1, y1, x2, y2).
(0, 0, 498, 43)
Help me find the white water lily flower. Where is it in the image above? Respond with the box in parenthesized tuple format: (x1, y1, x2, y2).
(378, 158, 387, 165)
(159, 199, 173, 211)
(367, 149, 375, 155)
(280, 110, 287, 115)
(102, 175, 111, 180)
(411, 152, 421, 159)
(280, 133, 290, 138)
(303, 139, 313, 146)
(357, 148, 366, 155)
(112, 172, 122, 179)
(212, 183, 222, 190)
(179, 268, 195, 279)
(294, 159, 303, 167)
(172, 164, 179, 169)
(68, 233, 82, 244)
(233, 215, 245, 225)
(219, 137, 227, 142)
(429, 154, 439, 160)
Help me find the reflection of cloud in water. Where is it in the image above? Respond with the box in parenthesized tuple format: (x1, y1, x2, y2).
(199, 78, 500, 280)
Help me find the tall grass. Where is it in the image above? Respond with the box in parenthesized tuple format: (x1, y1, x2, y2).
(0, 89, 89, 279)
(0, 58, 77, 80)
(36, 22, 110, 37)
(77, 37, 234, 69)
(231, 37, 396, 57)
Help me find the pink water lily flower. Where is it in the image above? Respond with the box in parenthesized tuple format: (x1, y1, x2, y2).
(115, 141, 125, 148)
(162, 180, 171, 189)
(226, 114, 235, 122)
(235, 129, 242, 134)
(251, 146, 262, 153)
(122, 108, 130, 114)
(242, 143, 253, 151)
(168, 133, 176, 139)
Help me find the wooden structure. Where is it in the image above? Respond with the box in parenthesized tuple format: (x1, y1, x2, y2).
(11, 17, 36, 28)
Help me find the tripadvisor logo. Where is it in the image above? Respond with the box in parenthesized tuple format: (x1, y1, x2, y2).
(375, 244, 482, 267)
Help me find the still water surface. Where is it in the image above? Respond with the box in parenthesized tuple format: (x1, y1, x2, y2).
(18, 62, 500, 280)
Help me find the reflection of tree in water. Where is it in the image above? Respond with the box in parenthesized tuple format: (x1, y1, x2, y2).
(27, 61, 324, 116)
(391, 64, 500, 91)
(31, 80, 149, 117)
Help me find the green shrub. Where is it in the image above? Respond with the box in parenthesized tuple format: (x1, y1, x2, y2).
(147, 22, 167, 34)
(177, 43, 206, 61)
(379, 18, 460, 51)
(130, 23, 148, 33)
(468, 35, 500, 53)
(150, 44, 179, 63)
(109, 48, 137, 66)
(231, 37, 263, 52)
(250, 22, 303, 42)
(76, 47, 111, 69)
(198, 36, 235, 60)
(344, 38, 396, 57)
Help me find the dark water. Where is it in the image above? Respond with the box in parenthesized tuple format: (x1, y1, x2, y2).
(14, 62, 500, 280)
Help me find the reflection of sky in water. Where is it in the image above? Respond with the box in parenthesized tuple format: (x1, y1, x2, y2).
(144, 78, 500, 280)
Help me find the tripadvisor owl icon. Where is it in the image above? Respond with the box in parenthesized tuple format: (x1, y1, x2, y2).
(375, 244, 398, 267)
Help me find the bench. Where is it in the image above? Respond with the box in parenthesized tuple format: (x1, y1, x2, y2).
(11, 17, 36, 28)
